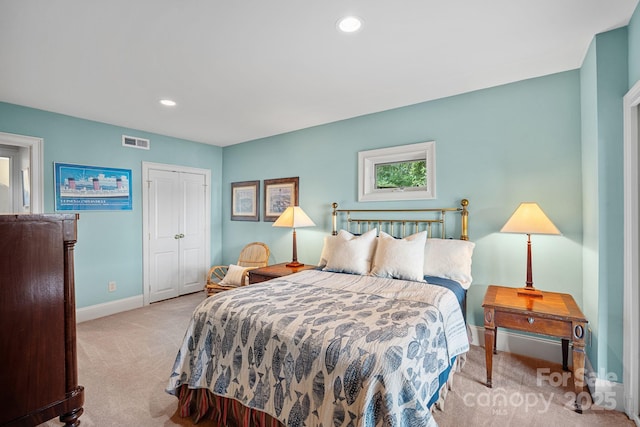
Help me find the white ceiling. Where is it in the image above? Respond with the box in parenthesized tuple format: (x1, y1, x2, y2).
(1, 1, 638, 147)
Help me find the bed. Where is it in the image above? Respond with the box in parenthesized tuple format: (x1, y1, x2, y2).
(167, 200, 474, 426)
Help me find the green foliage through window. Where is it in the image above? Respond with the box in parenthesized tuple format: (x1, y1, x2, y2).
(375, 160, 426, 189)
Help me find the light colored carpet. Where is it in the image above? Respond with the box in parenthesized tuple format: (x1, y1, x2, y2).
(41, 291, 633, 427)
(432, 341, 633, 427)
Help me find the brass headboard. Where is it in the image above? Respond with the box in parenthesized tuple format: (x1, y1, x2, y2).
(331, 199, 469, 240)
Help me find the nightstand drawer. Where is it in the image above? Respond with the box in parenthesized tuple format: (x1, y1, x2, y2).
(249, 273, 272, 284)
(494, 311, 571, 337)
(248, 263, 318, 285)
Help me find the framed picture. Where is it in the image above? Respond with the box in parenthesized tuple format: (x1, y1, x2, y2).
(231, 180, 260, 221)
(54, 162, 133, 211)
(263, 177, 299, 222)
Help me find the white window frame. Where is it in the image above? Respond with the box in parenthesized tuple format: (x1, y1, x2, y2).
(358, 141, 436, 202)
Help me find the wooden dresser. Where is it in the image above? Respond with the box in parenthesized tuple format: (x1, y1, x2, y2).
(0, 214, 84, 426)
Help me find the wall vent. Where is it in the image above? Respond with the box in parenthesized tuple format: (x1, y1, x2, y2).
(122, 135, 150, 150)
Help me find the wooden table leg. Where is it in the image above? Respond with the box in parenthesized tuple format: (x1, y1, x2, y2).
(484, 327, 495, 388)
(484, 308, 495, 388)
(572, 322, 587, 413)
(561, 338, 569, 371)
(493, 327, 498, 354)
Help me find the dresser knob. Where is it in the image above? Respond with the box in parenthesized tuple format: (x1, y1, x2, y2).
(528, 317, 534, 324)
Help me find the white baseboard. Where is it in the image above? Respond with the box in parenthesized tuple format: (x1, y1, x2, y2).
(583, 357, 626, 412)
(76, 295, 144, 323)
(468, 324, 625, 412)
(469, 324, 564, 364)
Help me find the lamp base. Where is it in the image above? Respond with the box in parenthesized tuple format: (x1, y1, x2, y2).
(286, 261, 305, 268)
(517, 286, 543, 298)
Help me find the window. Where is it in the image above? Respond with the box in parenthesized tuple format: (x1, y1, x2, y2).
(375, 159, 426, 190)
(358, 141, 435, 201)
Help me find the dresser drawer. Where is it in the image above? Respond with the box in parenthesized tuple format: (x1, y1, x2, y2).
(494, 311, 571, 338)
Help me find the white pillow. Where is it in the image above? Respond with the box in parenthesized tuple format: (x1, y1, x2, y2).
(423, 238, 475, 289)
(370, 231, 427, 282)
(219, 264, 246, 287)
(323, 228, 377, 275)
(318, 234, 340, 268)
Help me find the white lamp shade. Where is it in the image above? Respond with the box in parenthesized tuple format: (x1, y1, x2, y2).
(272, 206, 315, 228)
(500, 202, 561, 235)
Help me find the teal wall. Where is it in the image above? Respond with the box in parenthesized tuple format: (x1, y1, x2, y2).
(580, 38, 600, 373)
(580, 27, 628, 381)
(629, 4, 640, 86)
(222, 71, 584, 328)
(0, 102, 223, 308)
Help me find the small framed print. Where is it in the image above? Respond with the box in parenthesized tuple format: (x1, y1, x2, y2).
(263, 177, 299, 222)
(231, 180, 260, 221)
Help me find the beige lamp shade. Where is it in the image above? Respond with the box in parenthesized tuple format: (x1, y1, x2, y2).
(273, 206, 315, 268)
(500, 202, 561, 235)
(272, 206, 316, 229)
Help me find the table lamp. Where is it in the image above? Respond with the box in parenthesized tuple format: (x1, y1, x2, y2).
(273, 205, 315, 268)
(500, 202, 561, 297)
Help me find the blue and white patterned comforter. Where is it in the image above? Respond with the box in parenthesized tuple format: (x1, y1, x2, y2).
(167, 269, 469, 427)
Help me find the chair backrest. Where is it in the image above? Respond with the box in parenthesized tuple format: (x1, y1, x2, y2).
(236, 242, 270, 268)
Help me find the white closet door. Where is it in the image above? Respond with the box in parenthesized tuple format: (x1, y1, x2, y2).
(147, 168, 208, 303)
(148, 169, 181, 303)
(178, 171, 206, 295)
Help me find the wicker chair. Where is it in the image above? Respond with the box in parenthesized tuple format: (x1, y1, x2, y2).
(205, 242, 270, 296)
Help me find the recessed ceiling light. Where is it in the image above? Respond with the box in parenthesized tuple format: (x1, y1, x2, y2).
(337, 16, 362, 33)
(160, 99, 176, 107)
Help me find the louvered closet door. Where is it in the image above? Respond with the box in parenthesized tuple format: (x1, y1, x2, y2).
(147, 168, 206, 303)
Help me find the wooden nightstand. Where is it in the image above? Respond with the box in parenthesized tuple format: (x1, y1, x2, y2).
(248, 262, 317, 284)
(482, 285, 588, 412)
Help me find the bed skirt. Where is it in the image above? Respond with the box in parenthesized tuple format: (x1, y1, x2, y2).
(177, 385, 283, 427)
(175, 353, 466, 426)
